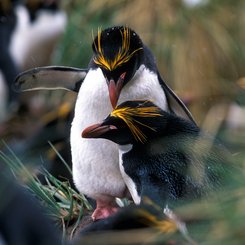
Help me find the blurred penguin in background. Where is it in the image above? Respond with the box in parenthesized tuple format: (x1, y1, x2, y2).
(0, 162, 64, 245)
(0, 0, 67, 122)
(0, 0, 20, 121)
(11, 0, 67, 71)
(0, 0, 69, 188)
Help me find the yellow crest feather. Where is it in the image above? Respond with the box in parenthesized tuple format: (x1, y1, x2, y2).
(136, 208, 177, 233)
(111, 101, 162, 143)
(93, 27, 143, 71)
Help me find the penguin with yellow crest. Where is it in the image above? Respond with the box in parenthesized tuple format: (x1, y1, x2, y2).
(15, 26, 195, 220)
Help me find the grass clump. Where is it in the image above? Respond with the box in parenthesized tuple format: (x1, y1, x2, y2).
(0, 141, 92, 240)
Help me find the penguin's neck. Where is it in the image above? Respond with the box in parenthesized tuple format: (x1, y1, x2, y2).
(118, 65, 169, 112)
(159, 114, 200, 137)
(118, 143, 141, 204)
(118, 144, 133, 154)
(118, 143, 148, 161)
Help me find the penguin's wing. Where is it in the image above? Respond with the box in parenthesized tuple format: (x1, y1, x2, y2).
(157, 72, 196, 125)
(14, 66, 88, 92)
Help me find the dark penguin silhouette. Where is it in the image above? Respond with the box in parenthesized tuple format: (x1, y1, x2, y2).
(0, 0, 20, 108)
(75, 201, 187, 245)
(82, 100, 227, 208)
(0, 164, 64, 245)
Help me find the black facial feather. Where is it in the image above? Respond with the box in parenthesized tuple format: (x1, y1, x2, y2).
(91, 26, 144, 84)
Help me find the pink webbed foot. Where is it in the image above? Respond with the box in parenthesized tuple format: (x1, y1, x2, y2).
(92, 200, 118, 221)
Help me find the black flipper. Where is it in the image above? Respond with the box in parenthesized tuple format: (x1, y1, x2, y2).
(157, 72, 196, 125)
(14, 66, 88, 92)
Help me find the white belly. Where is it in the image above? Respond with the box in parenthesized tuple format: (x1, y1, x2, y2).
(71, 66, 168, 201)
(71, 68, 125, 200)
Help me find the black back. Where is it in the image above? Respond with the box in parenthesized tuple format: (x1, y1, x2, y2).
(121, 113, 226, 207)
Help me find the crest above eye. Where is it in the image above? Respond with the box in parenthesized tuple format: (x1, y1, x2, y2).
(93, 27, 143, 71)
(111, 101, 161, 119)
(110, 101, 162, 143)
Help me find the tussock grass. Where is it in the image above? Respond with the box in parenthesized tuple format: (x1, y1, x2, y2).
(0, 141, 92, 240)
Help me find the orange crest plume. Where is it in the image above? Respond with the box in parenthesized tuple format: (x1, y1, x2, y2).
(111, 101, 162, 143)
(93, 27, 143, 71)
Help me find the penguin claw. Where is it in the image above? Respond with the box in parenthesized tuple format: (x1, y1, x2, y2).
(92, 205, 118, 221)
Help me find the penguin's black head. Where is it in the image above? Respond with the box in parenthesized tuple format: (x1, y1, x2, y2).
(82, 100, 167, 145)
(92, 26, 144, 108)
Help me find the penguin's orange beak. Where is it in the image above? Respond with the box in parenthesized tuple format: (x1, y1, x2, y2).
(108, 72, 126, 109)
(82, 123, 117, 138)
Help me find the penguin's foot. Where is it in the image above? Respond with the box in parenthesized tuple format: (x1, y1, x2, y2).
(92, 200, 118, 221)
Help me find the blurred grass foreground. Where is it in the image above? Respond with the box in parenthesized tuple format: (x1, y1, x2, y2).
(0, 0, 245, 244)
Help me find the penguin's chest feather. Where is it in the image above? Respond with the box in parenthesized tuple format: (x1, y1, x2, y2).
(71, 68, 124, 198)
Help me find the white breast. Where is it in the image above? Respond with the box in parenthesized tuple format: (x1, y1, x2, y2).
(118, 144, 141, 204)
(71, 68, 125, 200)
(71, 65, 168, 201)
(118, 65, 168, 110)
